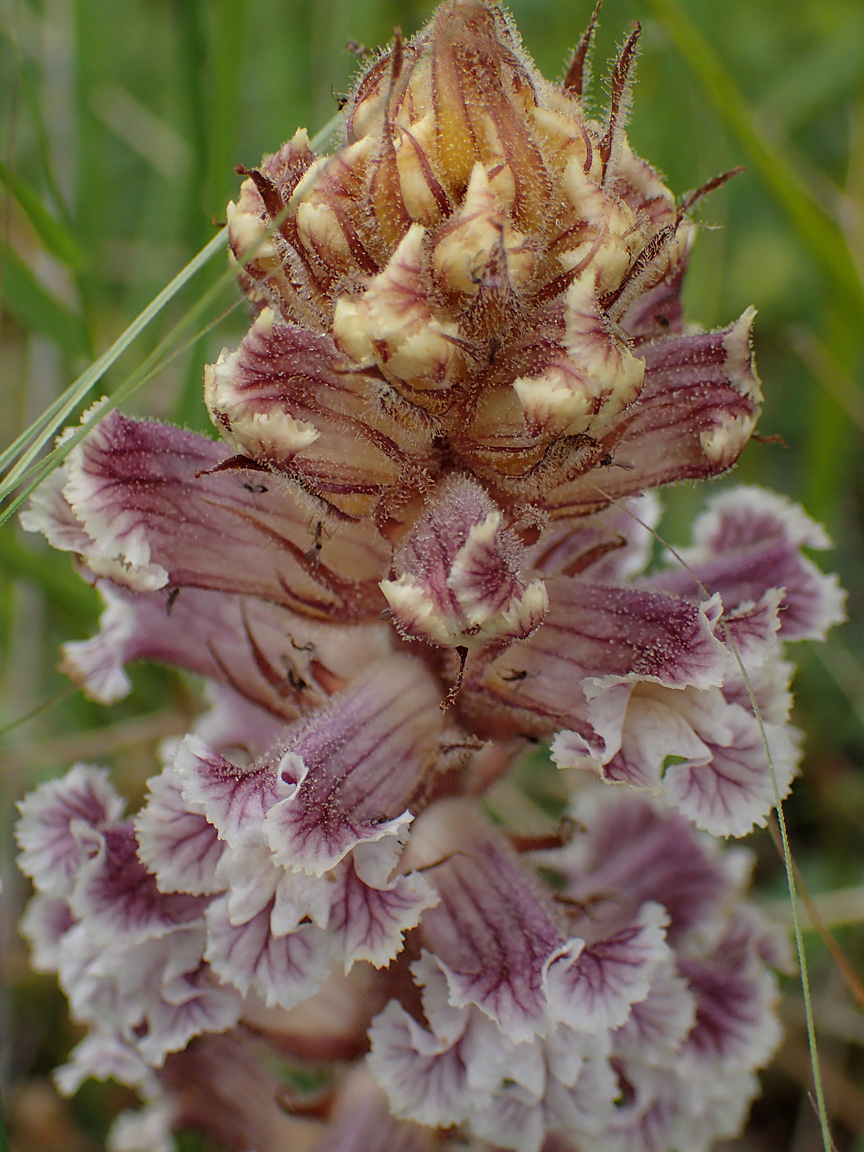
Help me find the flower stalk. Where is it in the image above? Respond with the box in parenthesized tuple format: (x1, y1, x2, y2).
(14, 2, 845, 1150)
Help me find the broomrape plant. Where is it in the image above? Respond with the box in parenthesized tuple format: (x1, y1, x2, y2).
(13, 2, 846, 1150)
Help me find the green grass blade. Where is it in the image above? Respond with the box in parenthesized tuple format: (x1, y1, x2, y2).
(0, 532, 98, 623)
(1, 249, 91, 361)
(170, 0, 248, 427)
(0, 103, 343, 493)
(598, 490, 835, 1152)
(309, 112, 344, 154)
(0, 264, 242, 528)
(17, 47, 74, 224)
(647, 0, 864, 327)
(0, 226, 228, 488)
(650, 504, 835, 1152)
(0, 159, 88, 269)
(207, 0, 249, 217)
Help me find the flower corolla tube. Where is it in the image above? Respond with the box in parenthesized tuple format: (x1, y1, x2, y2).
(16, 2, 846, 1150)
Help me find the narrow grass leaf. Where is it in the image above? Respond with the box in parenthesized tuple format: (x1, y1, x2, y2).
(1, 249, 91, 361)
(589, 483, 835, 1152)
(0, 160, 87, 269)
(0, 532, 98, 623)
(0, 109, 342, 494)
(768, 819, 864, 1015)
(647, 0, 864, 329)
(0, 263, 243, 528)
(0, 226, 228, 490)
(207, 0, 249, 217)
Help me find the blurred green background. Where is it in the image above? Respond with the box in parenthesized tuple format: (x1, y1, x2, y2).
(0, 0, 863, 1148)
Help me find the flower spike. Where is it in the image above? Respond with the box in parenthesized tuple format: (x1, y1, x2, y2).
(15, 3, 842, 1151)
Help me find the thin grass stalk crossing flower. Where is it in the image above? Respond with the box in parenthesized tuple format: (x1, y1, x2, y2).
(11, 3, 847, 1151)
(0, 112, 345, 525)
(591, 482, 834, 1152)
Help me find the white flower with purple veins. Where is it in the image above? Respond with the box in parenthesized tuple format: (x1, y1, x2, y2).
(15, 1, 844, 1150)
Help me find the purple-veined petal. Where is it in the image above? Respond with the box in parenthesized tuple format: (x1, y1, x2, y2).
(670, 1069, 760, 1152)
(612, 962, 696, 1064)
(178, 654, 451, 870)
(272, 864, 334, 934)
(651, 486, 846, 641)
(57, 922, 128, 1030)
(175, 735, 280, 849)
(408, 948, 475, 1049)
(576, 687, 715, 793)
(369, 949, 620, 1152)
(214, 841, 280, 926)
(545, 1040, 620, 1142)
(381, 475, 547, 649)
(135, 770, 225, 895)
(205, 309, 437, 520)
(550, 794, 742, 944)
(60, 581, 137, 704)
(468, 1090, 547, 1152)
(19, 464, 95, 555)
(107, 1100, 175, 1152)
(463, 1012, 547, 1102)
(15, 764, 125, 898)
(19, 893, 76, 971)
(534, 493, 661, 583)
(721, 653, 795, 727)
(212, 839, 332, 936)
(409, 803, 565, 1042)
(350, 812, 415, 889)
(718, 589, 783, 668)
(54, 915, 240, 1079)
(544, 903, 670, 1033)
(679, 910, 782, 1072)
(662, 700, 799, 837)
(328, 859, 438, 970)
(71, 822, 207, 942)
(367, 998, 476, 1129)
(618, 258, 688, 341)
(61, 578, 392, 720)
(466, 579, 726, 742)
(54, 1028, 153, 1096)
(555, 680, 800, 838)
(204, 894, 331, 1009)
(263, 655, 451, 878)
(589, 797, 746, 949)
(67, 923, 236, 1067)
(23, 408, 390, 620)
(601, 1063, 679, 1152)
(137, 965, 242, 1067)
(193, 682, 293, 757)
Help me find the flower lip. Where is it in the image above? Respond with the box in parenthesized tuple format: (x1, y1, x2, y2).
(381, 474, 548, 650)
